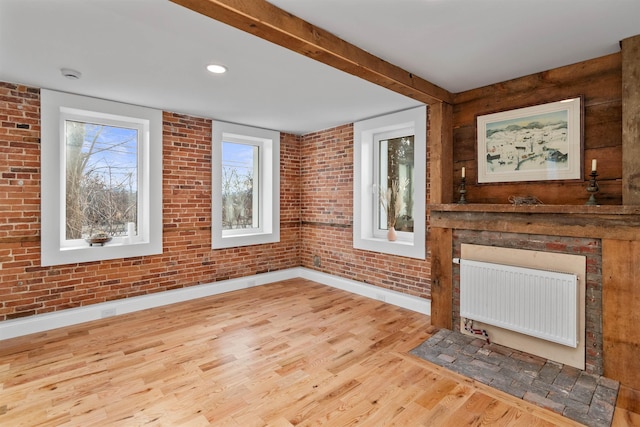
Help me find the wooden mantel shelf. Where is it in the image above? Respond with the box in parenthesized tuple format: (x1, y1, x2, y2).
(429, 203, 640, 215)
(428, 203, 640, 240)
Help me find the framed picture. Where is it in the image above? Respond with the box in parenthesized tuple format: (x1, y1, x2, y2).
(477, 97, 583, 183)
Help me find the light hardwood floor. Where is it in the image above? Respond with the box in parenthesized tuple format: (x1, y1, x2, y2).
(0, 278, 636, 426)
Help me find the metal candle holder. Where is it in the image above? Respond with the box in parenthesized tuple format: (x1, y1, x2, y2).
(585, 170, 599, 205)
(458, 177, 467, 204)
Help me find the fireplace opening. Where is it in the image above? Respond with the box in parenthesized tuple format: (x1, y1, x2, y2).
(453, 232, 603, 376)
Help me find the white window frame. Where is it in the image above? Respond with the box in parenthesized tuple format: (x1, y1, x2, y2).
(41, 89, 163, 266)
(353, 106, 426, 259)
(212, 121, 280, 249)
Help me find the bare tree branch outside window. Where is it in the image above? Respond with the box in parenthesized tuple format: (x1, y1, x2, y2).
(222, 142, 258, 230)
(65, 121, 138, 239)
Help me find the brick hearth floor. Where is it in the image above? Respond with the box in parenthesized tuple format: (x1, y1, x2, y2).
(410, 329, 619, 427)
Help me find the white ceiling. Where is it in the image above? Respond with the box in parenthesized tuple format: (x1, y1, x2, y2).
(1, 0, 638, 135)
(269, 0, 640, 95)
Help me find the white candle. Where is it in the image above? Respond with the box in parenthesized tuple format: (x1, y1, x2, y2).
(461, 167, 466, 178)
(127, 222, 136, 238)
(591, 159, 597, 172)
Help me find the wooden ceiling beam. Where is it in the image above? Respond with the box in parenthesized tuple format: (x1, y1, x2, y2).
(170, 0, 453, 105)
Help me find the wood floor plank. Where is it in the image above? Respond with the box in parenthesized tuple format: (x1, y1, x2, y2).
(0, 278, 630, 425)
(612, 407, 640, 427)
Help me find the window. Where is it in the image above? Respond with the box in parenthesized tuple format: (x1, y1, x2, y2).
(374, 132, 415, 238)
(353, 106, 426, 259)
(212, 121, 279, 249)
(62, 118, 140, 244)
(41, 89, 162, 266)
(222, 140, 259, 233)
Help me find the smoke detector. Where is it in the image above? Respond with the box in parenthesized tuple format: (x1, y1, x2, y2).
(61, 68, 82, 80)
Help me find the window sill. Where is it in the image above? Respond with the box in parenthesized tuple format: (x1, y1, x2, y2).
(366, 236, 413, 246)
(214, 231, 280, 249)
(60, 240, 145, 251)
(223, 230, 265, 238)
(42, 240, 162, 266)
(354, 235, 424, 259)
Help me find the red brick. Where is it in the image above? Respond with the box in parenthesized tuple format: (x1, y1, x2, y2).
(0, 87, 301, 320)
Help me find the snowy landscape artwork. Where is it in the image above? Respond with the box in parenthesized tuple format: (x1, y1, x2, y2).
(477, 98, 582, 183)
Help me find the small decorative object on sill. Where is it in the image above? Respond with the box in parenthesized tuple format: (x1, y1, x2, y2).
(508, 195, 543, 206)
(387, 226, 397, 242)
(379, 178, 409, 241)
(458, 177, 467, 204)
(86, 231, 111, 247)
(585, 169, 599, 206)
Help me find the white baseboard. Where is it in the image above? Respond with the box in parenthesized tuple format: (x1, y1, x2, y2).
(297, 268, 430, 315)
(0, 267, 430, 340)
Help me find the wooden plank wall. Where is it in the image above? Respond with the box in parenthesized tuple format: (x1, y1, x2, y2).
(434, 45, 640, 401)
(602, 239, 640, 389)
(452, 53, 622, 205)
(622, 35, 640, 204)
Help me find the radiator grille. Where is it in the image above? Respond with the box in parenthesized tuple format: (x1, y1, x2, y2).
(459, 259, 579, 347)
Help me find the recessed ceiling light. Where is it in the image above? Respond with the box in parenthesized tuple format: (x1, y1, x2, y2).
(206, 64, 227, 74)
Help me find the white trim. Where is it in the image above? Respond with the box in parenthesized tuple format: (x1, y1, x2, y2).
(353, 106, 426, 259)
(212, 121, 280, 249)
(0, 268, 430, 340)
(40, 89, 163, 266)
(297, 268, 431, 315)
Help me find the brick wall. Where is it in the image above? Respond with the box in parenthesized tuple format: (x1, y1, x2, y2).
(452, 229, 603, 374)
(0, 84, 41, 319)
(0, 80, 431, 323)
(0, 83, 301, 321)
(299, 124, 432, 299)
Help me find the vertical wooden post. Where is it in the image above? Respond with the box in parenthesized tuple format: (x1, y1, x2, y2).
(428, 101, 454, 204)
(602, 239, 640, 389)
(428, 101, 454, 328)
(621, 34, 640, 204)
(605, 34, 640, 405)
(429, 227, 453, 328)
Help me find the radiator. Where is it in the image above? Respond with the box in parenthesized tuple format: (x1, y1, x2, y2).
(456, 258, 579, 347)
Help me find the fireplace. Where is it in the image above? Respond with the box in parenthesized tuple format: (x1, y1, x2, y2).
(452, 230, 603, 375)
